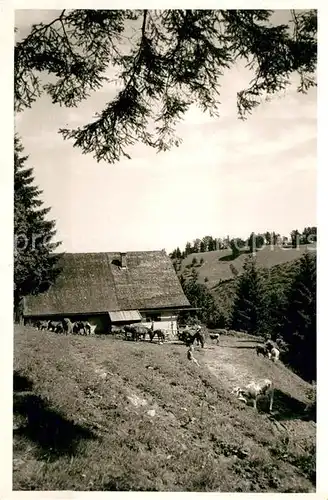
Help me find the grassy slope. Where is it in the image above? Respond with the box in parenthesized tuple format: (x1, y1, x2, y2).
(13, 326, 315, 492)
(180, 244, 316, 287)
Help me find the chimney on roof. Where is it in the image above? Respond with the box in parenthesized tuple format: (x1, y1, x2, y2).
(120, 252, 127, 269)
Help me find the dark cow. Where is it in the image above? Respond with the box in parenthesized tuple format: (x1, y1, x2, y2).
(48, 320, 63, 333)
(123, 325, 138, 341)
(35, 320, 49, 330)
(123, 324, 150, 341)
(47, 320, 56, 332)
(256, 345, 269, 357)
(264, 340, 276, 352)
(149, 321, 166, 343)
(72, 322, 80, 335)
(179, 325, 205, 348)
(150, 329, 165, 343)
(73, 321, 91, 335)
(82, 321, 92, 335)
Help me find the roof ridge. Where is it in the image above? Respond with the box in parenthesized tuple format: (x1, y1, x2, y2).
(57, 250, 166, 256)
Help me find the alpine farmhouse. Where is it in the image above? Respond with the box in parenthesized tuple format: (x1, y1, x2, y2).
(23, 250, 192, 336)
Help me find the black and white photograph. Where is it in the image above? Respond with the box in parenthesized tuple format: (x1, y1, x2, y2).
(9, 7, 319, 493)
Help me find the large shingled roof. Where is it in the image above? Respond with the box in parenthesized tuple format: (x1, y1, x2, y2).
(24, 250, 190, 316)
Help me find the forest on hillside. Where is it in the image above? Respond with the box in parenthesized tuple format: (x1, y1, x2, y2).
(176, 251, 316, 384)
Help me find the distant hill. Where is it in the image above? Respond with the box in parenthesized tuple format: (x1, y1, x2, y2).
(175, 244, 316, 318)
(178, 244, 316, 289)
(210, 259, 301, 316)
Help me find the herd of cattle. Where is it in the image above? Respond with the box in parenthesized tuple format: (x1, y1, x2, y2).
(121, 323, 166, 343)
(31, 319, 280, 363)
(30, 318, 283, 412)
(119, 323, 205, 345)
(32, 318, 174, 342)
(31, 318, 209, 347)
(181, 331, 281, 413)
(33, 318, 93, 335)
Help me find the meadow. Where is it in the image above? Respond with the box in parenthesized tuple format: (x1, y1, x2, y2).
(13, 325, 315, 491)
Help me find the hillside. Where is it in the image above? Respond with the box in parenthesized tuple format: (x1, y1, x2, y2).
(179, 244, 317, 288)
(211, 258, 302, 316)
(13, 326, 315, 492)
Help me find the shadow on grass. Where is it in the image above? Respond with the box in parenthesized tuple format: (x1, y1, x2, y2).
(232, 378, 315, 421)
(13, 371, 96, 461)
(14, 372, 33, 392)
(236, 339, 264, 343)
(226, 345, 257, 350)
(218, 250, 250, 262)
(271, 388, 311, 421)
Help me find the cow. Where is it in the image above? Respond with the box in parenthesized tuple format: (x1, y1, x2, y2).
(180, 325, 205, 348)
(48, 320, 63, 333)
(62, 318, 74, 335)
(72, 322, 81, 335)
(149, 321, 165, 343)
(232, 379, 274, 412)
(195, 327, 205, 348)
(123, 324, 148, 341)
(150, 329, 165, 343)
(83, 321, 92, 335)
(264, 340, 275, 352)
(73, 321, 88, 335)
(36, 320, 48, 331)
(269, 347, 280, 363)
(209, 333, 220, 344)
(256, 345, 269, 357)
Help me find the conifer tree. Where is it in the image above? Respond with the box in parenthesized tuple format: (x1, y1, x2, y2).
(264, 266, 292, 340)
(230, 239, 241, 259)
(248, 232, 256, 254)
(180, 267, 225, 327)
(185, 242, 192, 256)
(14, 135, 62, 320)
(290, 229, 301, 248)
(230, 256, 268, 334)
(282, 252, 316, 381)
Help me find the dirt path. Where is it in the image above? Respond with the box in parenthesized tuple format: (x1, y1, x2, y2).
(202, 335, 266, 388)
(200, 335, 316, 440)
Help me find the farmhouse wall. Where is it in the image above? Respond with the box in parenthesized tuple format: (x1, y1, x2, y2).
(141, 311, 179, 339)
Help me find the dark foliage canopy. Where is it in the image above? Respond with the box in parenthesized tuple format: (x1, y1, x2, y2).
(15, 9, 317, 163)
(181, 269, 226, 328)
(230, 256, 268, 334)
(282, 252, 316, 381)
(14, 136, 62, 316)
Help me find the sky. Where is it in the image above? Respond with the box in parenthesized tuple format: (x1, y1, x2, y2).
(15, 9, 317, 254)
